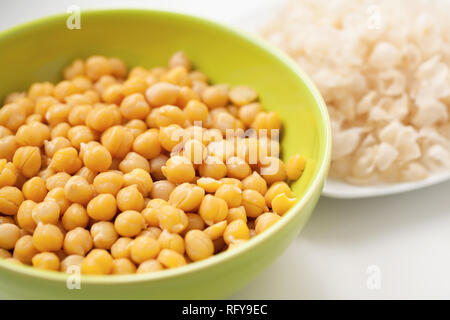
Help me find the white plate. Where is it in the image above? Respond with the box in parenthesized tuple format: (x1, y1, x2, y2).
(231, 0, 450, 199)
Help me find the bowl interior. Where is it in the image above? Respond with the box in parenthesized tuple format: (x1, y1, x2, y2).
(0, 9, 330, 288)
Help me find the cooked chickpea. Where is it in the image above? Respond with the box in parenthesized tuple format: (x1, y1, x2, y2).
(45, 172, 71, 190)
(241, 189, 267, 218)
(226, 156, 251, 180)
(93, 171, 124, 196)
(176, 86, 199, 108)
(123, 168, 153, 197)
(227, 206, 247, 224)
(0, 160, 17, 188)
(85, 56, 112, 81)
(87, 194, 117, 221)
(150, 180, 175, 201)
(86, 105, 122, 132)
(122, 77, 148, 96)
(120, 93, 150, 120)
(0, 186, 24, 215)
(157, 248, 186, 269)
(265, 181, 294, 207)
(13, 146, 41, 178)
(81, 249, 113, 275)
(184, 213, 206, 234)
(223, 219, 250, 245)
(229, 86, 258, 106)
(259, 157, 287, 184)
(198, 195, 228, 226)
(139, 227, 162, 240)
(0, 223, 21, 249)
(114, 210, 145, 237)
(63, 227, 93, 256)
(153, 105, 187, 128)
(158, 205, 188, 234)
(64, 176, 94, 205)
(50, 147, 82, 174)
(62, 203, 89, 230)
(111, 258, 136, 274)
(15, 122, 50, 147)
(136, 259, 163, 273)
(0, 136, 18, 162)
(44, 187, 71, 214)
(196, 177, 222, 193)
(119, 152, 149, 173)
(145, 82, 180, 107)
(271, 193, 297, 215)
(33, 223, 63, 252)
(203, 221, 227, 240)
(102, 84, 124, 104)
(286, 154, 306, 180)
(0, 103, 26, 131)
(241, 171, 267, 195)
(60, 254, 84, 272)
(67, 125, 94, 149)
(83, 143, 112, 173)
(169, 51, 192, 71)
(255, 212, 281, 234)
(185, 230, 214, 261)
(130, 235, 160, 264)
(111, 237, 133, 259)
(31, 201, 60, 225)
(184, 100, 208, 123)
(90, 221, 118, 250)
(201, 84, 229, 109)
(50, 122, 71, 139)
(101, 125, 134, 158)
(116, 185, 144, 212)
(16, 200, 37, 233)
(32, 252, 60, 271)
(168, 183, 205, 212)
(215, 183, 242, 208)
(158, 230, 185, 255)
(149, 154, 168, 180)
(132, 129, 161, 159)
(13, 235, 38, 264)
(161, 155, 195, 184)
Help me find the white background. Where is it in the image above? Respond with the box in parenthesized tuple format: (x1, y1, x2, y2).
(1, 0, 450, 299)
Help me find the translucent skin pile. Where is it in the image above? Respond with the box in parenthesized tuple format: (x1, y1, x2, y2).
(262, 0, 450, 185)
(0, 52, 305, 275)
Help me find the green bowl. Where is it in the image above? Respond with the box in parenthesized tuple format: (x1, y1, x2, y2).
(0, 9, 331, 299)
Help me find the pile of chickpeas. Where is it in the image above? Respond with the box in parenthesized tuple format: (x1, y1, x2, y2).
(0, 52, 306, 275)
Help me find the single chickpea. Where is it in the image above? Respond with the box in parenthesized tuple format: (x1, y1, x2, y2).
(241, 171, 268, 195)
(50, 147, 82, 174)
(130, 235, 161, 264)
(31, 201, 60, 225)
(225, 156, 251, 180)
(169, 51, 192, 71)
(141, 207, 159, 228)
(15, 122, 50, 147)
(153, 105, 187, 128)
(120, 93, 150, 120)
(50, 122, 71, 139)
(271, 193, 297, 215)
(81, 249, 113, 275)
(108, 57, 127, 78)
(0, 186, 24, 215)
(67, 125, 94, 149)
(139, 227, 162, 240)
(38, 168, 55, 180)
(114, 210, 145, 237)
(201, 84, 229, 109)
(251, 111, 281, 136)
(83, 143, 112, 173)
(158, 124, 184, 152)
(182, 139, 207, 164)
(60, 254, 84, 272)
(185, 230, 214, 261)
(0, 103, 26, 131)
(184, 213, 206, 234)
(13, 146, 41, 178)
(229, 86, 258, 106)
(32, 223, 64, 252)
(44, 137, 72, 158)
(102, 84, 124, 104)
(101, 125, 134, 158)
(150, 180, 175, 201)
(161, 155, 195, 184)
(259, 156, 287, 184)
(0, 160, 17, 188)
(86, 105, 122, 132)
(149, 154, 169, 180)
(137, 259, 164, 273)
(44, 187, 71, 213)
(0, 223, 21, 249)
(64, 59, 85, 80)
(87, 194, 117, 221)
(145, 82, 180, 107)
(176, 86, 199, 108)
(215, 183, 242, 208)
(32, 252, 60, 271)
(16, 200, 37, 233)
(62, 203, 89, 230)
(90, 221, 118, 250)
(63, 227, 93, 256)
(157, 205, 188, 234)
(64, 176, 94, 205)
(25, 114, 42, 124)
(189, 70, 208, 83)
(125, 119, 147, 138)
(286, 154, 306, 180)
(123, 168, 153, 197)
(157, 248, 186, 269)
(13, 235, 39, 264)
(223, 219, 250, 245)
(85, 56, 112, 81)
(116, 185, 144, 212)
(54, 80, 81, 101)
(119, 152, 150, 174)
(0, 136, 18, 162)
(211, 111, 237, 135)
(168, 183, 205, 212)
(68, 104, 92, 126)
(158, 230, 185, 255)
(203, 221, 227, 240)
(132, 129, 161, 159)
(196, 177, 222, 194)
(76, 166, 96, 184)
(112, 258, 136, 274)
(122, 77, 148, 96)
(93, 171, 124, 196)
(184, 100, 209, 123)
(241, 189, 266, 218)
(255, 212, 281, 234)
(111, 237, 133, 259)
(45, 103, 71, 126)
(198, 195, 228, 226)
(265, 181, 294, 207)
(45, 172, 71, 190)
(227, 206, 247, 224)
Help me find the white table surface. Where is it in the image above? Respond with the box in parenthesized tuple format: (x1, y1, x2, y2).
(1, 0, 449, 300)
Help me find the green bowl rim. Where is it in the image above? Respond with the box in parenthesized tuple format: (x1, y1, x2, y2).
(0, 8, 331, 285)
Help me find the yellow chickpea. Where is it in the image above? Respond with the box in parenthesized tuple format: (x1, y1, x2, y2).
(145, 82, 180, 107)
(229, 86, 258, 106)
(255, 212, 281, 234)
(241, 172, 267, 195)
(44, 137, 72, 158)
(13, 235, 39, 264)
(137, 259, 164, 273)
(168, 183, 205, 212)
(184, 213, 206, 233)
(83, 143, 112, 173)
(158, 124, 184, 152)
(157, 248, 186, 269)
(0, 125, 12, 138)
(169, 51, 192, 71)
(241, 189, 267, 218)
(0, 186, 24, 215)
(111, 237, 133, 259)
(226, 156, 251, 180)
(45, 103, 71, 126)
(119, 152, 150, 173)
(93, 171, 124, 196)
(223, 219, 250, 245)
(124, 119, 147, 138)
(45, 172, 71, 190)
(61, 203, 89, 230)
(122, 77, 148, 96)
(33, 223, 64, 252)
(68, 104, 92, 126)
(63, 227, 93, 256)
(150, 180, 175, 201)
(130, 235, 161, 264)
(161, 155, 195, 184)
(87, 193, 117, 221)
(85, 56, 112, 81)
(0, 223, 21, 249)
(64, 59, 85, 80)
(90, 221, 118, 250)
(101, 125, 134, 158)
(114, 210, 145, 237)
(198, 195, 228, 226)
(139, 227, 162, 240)
(86, 105, 122, 132)
(32, 252, 60, 271)
(44, 187, 71, 214)
(265, 181, 294, 207)
(13, 146, 41, 178)
(176, 86, 199, 108)
(203, 221, 227, 240)
(81, 249, 113, 275)
(227, 206, 247, 224)
(15, 122, 50, 147)
(157, 230, 185, 255)
(196, 177, 222, 194)
(108, 57, 127, 78)
(0, 215, 14, 225)
(64, 176, 94, 205)
(185, 230, 214, 261)
(286, 154, 306, 180)
(116, 185, 144, 212)
(123, 168, 153, 197)
(271, 193, 297, 215)
(0, 160, 17, 188)
(154, 105, 187, 128)
(201, 84, 229, 109)
(50, 122, 71, 139)
(215, 183, 242, 208)
(111, 258, 136, 274)
(31, 201, 60, 225)
(60, 255, 84, 272)
(132, 129, 161, 159)
(120, 93, 150, 120)
(0, 103, 26, 131)
(54, 80, 82, 101)
(67, 125, 94, 149)
(16, 200, 37, 233)
(50, 147, 82, 174)
(0, 136, 18, 162)
(102, 84, 124, 104)
(76, 166, 96, 184)
(157, 205, 188, 234)
(149, 154, 169, 180)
